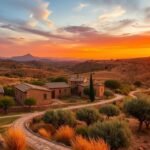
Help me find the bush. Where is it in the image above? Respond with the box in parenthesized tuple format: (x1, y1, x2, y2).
(88, 120, 131, 150)
(4, 86, 15, 96)
(104, 90, 114, 98)
(4, 128, 26, 150)
(83, 87, 90, 96)
(51, 77, 68, 83)
(76, 108, 100, 125)
(76, 126, 89, 138)
(104, 80, 121, 90)
(55, 125, 75, 146)
(43, 110, 76, 128)
(99, 104, 120, 118)
(38, 128, 51, 139)
(134, 81, 142, 87)
(72, 135, 109, 150)
(0, 96, 15, 113)
(124, 97, 150, 130)
(24, 98, 36, 107)
(31, 122, 56, 135)
(29, 80, 46, 86)
(116, 84, 132, 95)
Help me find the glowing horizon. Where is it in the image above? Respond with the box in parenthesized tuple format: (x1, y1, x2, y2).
(0, 0, 150, 59)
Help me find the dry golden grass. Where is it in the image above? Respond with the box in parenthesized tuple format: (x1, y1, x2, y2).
(55, 125, 75, 146)
(4, 127, 26, 150)
(72, 135, 109, 150)
(38, 128, 51, 139)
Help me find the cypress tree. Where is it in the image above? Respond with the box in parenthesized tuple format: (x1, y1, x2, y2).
(89, 73, 95, 102)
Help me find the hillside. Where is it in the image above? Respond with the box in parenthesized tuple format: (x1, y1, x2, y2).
(0, 56, 150, 85)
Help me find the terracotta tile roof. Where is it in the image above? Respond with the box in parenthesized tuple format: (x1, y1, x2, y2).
(45, 82, 70, 89)
(15, 83, 50, 92)
(0, 87, 4, 94)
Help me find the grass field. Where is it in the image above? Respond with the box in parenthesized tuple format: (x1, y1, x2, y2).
(0, 116, 20, 134)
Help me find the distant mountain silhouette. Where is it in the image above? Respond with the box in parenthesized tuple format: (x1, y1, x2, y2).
(10, 54, 41, 62)
(8, 54, 83, 62)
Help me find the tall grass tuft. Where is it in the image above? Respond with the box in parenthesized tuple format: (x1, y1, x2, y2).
(4, 127, 26, 150)
(55, 125, 75, 146)
(38, 128, 51, 139)
(72, 135, 109, 150)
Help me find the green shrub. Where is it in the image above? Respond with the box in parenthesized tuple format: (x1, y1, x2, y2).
(104, 90, 114, 98)
(116, 84, 132, 95)
(76, 126, 89, 138)
(51, 77, 68, 83)
(4, 86, 15, 96)
(0, 96, 15, 113)
(89, 120, 131, 150)
(104, 80, 121, 90)
(134, 81, 142, 87)
(24, 98, 36, 107)
(99, 104, 120, 118)
(29, 80, 46, 86)
(83, 87, 90, 96)
(76, 108, 101, 125)
(124, 97, 150, 130)
(43, 110, 76, 128)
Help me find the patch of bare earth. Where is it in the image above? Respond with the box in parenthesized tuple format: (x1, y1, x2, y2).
(121, 118, 150, 150)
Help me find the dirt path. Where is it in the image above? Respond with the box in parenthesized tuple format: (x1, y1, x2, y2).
(13, 94, 125, 150)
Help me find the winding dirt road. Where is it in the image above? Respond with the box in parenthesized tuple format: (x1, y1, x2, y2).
(12, 94, 126, 150)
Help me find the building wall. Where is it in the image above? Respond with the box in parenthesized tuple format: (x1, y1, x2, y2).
(95, 85, 105, 97)
(78, 84, 105, 98)
(50, 87, 71, 99)
(26, 89, 52, 105)
(15, 88, 52, 105)
(14, 88, 27, 105)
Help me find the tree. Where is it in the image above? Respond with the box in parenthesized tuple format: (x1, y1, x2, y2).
(24, 98, 36, 110)
(99, 104, 120, 119)
(43, 110, 76, 128)
(0, 96, 15, 113)
(89, 74, 95, 102)
(124, 97, 150, 130)
(89, 120, 131, 150)
(51, 77, 68, 83)
(104, 90, 114, 98)
(104, 80, 121, 90)
(4, 86, 15, 97)
(76, 108, 101, 125)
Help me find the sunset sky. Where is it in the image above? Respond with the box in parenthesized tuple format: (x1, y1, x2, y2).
(0, 0, 150, 59)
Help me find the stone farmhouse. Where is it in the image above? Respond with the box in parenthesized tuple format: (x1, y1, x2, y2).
(0, 87, 4, 98)
(45, 82, 71, 99)
(14, 75, 105, 105)
(14, 83, 52, 105)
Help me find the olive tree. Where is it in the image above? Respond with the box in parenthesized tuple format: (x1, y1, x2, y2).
(99, 104, 120, 119)
(0, 96, 15, 113)
(24, 98, 36, 111)
(124, 97, 150, 130)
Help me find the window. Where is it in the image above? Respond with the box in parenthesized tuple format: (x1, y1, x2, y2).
(43, 94, 47, 100)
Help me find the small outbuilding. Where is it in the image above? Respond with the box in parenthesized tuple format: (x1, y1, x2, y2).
(14, 83, 52, 105)
(45, 82, 71, 99)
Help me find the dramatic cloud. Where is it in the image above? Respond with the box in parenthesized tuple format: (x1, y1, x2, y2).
(0, 23, 70, 41)
(75, 3, 89, 11)
(99, 6, 126, 21)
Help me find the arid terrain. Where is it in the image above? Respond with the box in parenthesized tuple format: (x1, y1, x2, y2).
(1, 56, 150, 86)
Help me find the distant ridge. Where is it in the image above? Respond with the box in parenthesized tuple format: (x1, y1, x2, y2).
(7, 54, 82, 62)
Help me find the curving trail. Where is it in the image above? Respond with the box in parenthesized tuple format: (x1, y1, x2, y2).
(13, 91, 140, 150)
